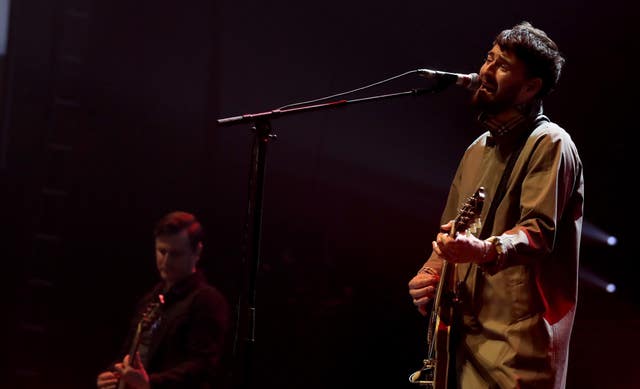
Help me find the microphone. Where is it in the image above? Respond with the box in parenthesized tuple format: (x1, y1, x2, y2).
(417, 68, 480, 90)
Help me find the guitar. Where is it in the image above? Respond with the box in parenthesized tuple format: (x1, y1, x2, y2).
(409, 187, 485, 388)
(117, 294, 165, 389)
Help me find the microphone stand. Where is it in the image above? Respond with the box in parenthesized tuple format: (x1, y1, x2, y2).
(218, 77, 458, 389)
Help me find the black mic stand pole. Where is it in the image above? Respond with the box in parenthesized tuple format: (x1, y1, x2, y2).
(228, 117, 273, 389)
(218, 78, 457, 389)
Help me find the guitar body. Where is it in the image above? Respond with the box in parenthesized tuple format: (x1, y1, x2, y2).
(410, 288, 454, 389)
(421, 264, 455, 389)
(410, 187, 485, 389)
(433, 313, 451, 388)
(434, 275, 457, 389)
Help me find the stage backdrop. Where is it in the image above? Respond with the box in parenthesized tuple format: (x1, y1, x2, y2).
(1, 0, 634, 388)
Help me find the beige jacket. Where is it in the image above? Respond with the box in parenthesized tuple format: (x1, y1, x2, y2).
(423, 117, 584, 389)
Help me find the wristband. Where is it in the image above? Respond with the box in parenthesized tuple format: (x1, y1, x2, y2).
(481, 236, 506, 273)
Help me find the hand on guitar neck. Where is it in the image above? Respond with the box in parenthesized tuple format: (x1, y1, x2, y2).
(432, 191, 492, 266)
(431, 223, 493, 266)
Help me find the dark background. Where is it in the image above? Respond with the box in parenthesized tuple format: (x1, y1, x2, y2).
(1, 0, 636, 388)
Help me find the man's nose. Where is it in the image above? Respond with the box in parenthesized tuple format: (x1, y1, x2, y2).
(483, 61, 499, 76)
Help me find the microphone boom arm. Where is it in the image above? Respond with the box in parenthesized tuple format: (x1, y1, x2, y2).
(218, 83, 457, 126)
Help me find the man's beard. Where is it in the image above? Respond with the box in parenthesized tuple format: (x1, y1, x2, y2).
(471, 85, 522, 115)
(471, 88, 512, 114)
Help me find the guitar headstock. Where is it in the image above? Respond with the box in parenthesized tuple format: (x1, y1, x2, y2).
(140, 294, 164, 331)
(451, 187, 485, 236)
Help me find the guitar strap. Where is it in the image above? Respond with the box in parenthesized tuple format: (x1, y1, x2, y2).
(479, 114, 549, 240)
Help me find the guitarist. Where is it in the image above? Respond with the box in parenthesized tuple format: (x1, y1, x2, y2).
(97, 211, 230, 389)
(408, 21, 584, 389)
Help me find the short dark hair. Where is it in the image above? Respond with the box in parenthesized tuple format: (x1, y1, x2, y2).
(494, 21, 565, 97)
(154, 211, 204, 250)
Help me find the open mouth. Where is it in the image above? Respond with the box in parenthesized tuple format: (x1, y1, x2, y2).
(480, 82, 497, 93)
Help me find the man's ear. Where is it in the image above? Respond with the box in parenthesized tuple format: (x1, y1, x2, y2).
(524, 77, 543, 98)
(516, 77, 543, 105)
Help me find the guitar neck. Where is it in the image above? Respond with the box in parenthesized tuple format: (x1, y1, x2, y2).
(128, 321, 144, 360)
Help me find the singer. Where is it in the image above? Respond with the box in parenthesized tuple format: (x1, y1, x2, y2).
(96, 211, 230, 389)
(408, 21, 583, 389)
